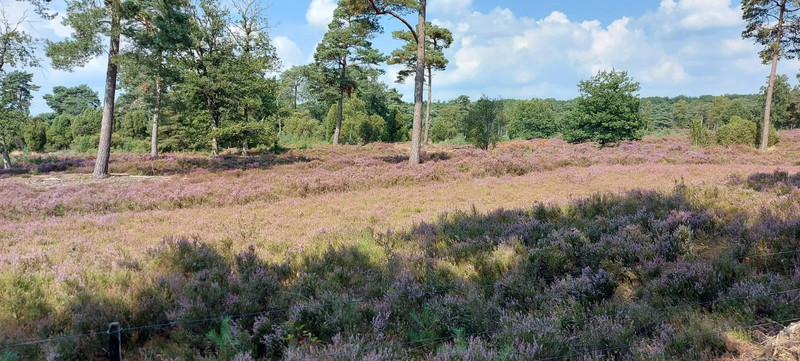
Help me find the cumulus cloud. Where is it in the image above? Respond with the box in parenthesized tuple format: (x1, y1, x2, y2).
(273, 36, 304, 70)
(419, 0, 776, 101)
(306, 0, 336, 29)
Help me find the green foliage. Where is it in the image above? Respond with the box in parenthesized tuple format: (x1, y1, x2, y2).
(741, 0, 800, 64)
(387, 23, 453, 83)
(70, 108, 102, 138)
(716, 116, 757, 147)
(689, 119, 713, 147)
(46, 115, 73, 150)
(563, 70, 644, 145)
(119, 109, 150, 139)
(283, 110, 323, 140)
(507, 99, 558, 140)
(0, 351, 19, 361)
(205, 318, 240, 361)
(324, 97, 386, 145)
(383, 108, 407, 142)
(43, 85, 100, 116)
(22, 119, 47, 152)
(756, 120, 780, 147)
(671, 99, 690, 128)
(216, 121, 277, 152)
(431, 96, 469, 143)
(461, 96, 503, 150)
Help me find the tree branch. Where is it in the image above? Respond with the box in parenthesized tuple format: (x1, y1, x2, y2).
(366, 0, 417, 41)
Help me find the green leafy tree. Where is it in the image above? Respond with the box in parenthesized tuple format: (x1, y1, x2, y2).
(703, 96, 730, 130)
(388, 22, 452, 144)
(563, 70, 644, 145)
(0, 71, 38, 168)
(742, 0, 800, 150)
(46, 115, 74, 150)
(279, 65, 313, 110)
(507, 99, 558, 140)
(690, 118, 713, 147)
(462, 96, 502, 150)
(313, 2, 382, 144)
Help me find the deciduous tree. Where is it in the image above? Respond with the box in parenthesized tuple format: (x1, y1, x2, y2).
(563, 70, 643, 145)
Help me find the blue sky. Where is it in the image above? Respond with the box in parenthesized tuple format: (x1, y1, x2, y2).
(7, 0, 800, 115)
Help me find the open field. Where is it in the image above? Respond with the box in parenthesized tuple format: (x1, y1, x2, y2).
(2, 133, 800, 360)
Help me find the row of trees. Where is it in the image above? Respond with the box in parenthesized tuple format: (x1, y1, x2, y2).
(7, 0, 435, 176)
(1, 0, 792, 173)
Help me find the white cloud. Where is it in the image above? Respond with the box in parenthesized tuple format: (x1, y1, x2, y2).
(674, 0, 741, 30)
(306, 0, 336, 29)
(640, 57, 690, 83)
(415, 0, 769, 102)
(273, 36, 304, 70)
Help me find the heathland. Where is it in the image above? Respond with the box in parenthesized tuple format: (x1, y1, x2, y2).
(2, 132, 800, 360)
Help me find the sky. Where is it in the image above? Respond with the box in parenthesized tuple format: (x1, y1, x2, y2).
(6, 0, 800, 115)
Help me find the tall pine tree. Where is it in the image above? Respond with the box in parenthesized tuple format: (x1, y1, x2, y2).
(313, 3, 382, 145)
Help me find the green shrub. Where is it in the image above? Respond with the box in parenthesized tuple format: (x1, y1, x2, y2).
(283, 110, 322, 140)
(689, 118, 713, 147)
(71, 135, 99, 153)
(22, 120, 47, 152)
(507, 99, 558, 140)
(70, 108, 102, 138)
(756, 121, 780, 147)
(324, 97, 386, 144)
(46, 114, 73, 150)
(716, 116, 756, 147)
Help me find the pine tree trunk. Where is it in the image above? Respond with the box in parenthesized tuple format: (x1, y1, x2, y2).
(150, 78, 162, 158)
(762, 3, 786, 151)
(334, 60, 346, 145)
(1, 133, 10, 170)
(424, 66, 432, 144)
(334, 90, 343, 144)
(409, 0, 426, 165)
(93, 0, 120, 179)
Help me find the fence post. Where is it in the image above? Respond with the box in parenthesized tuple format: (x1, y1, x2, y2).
(108, 322, 121, 361)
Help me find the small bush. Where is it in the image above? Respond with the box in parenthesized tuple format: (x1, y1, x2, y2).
(716, 116, 756, 147)
(689, 118, 713, 147)
(756, 121, 780, 147)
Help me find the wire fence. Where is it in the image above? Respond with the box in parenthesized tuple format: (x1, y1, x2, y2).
(1, 248, 799, 359)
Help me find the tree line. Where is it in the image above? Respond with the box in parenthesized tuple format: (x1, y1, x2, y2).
(0, 0, 795, 174)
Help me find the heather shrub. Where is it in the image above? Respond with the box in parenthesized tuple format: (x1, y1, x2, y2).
(643, 261, 724, 306)
(8, 181, 800, 359)
(664, 316, 727, 361)
(716, 116, 757, 146)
